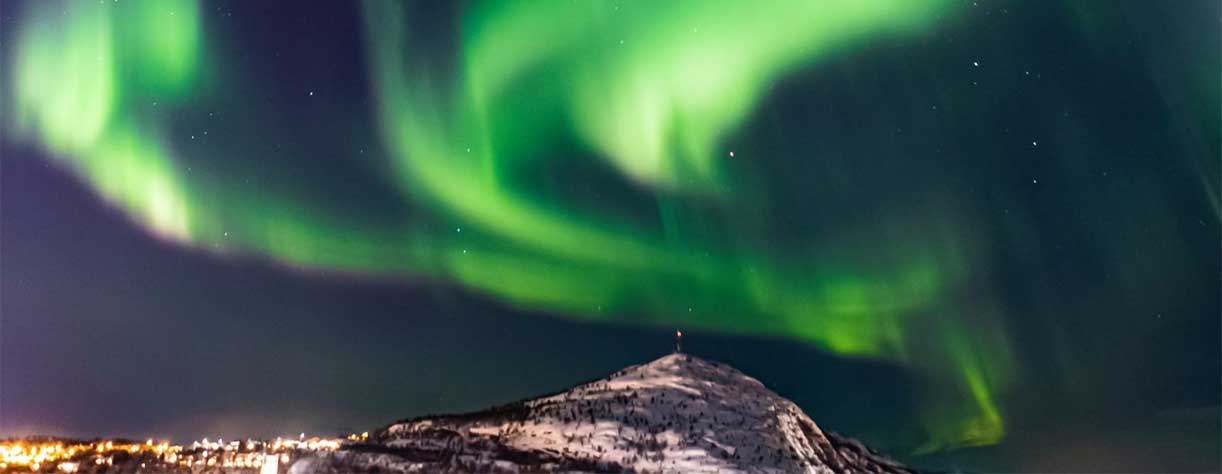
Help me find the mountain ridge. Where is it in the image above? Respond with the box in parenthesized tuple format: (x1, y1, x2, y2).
(295, 353, 916, 473)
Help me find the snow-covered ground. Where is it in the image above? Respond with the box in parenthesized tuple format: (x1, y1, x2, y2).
(296, 353, 911, 474)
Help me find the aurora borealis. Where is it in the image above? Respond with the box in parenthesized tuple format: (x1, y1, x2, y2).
(2, 0, 1218, 471)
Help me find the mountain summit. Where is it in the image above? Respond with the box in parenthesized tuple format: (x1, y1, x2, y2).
(295, 354, 914, 473)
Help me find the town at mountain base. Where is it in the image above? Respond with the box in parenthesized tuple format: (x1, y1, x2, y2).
(294, 353, 915, 474)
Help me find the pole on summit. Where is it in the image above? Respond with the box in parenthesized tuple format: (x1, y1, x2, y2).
(675, 330, 683, 353)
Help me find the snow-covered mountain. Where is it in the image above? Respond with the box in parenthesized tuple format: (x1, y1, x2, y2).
(294, 353, 914, 473)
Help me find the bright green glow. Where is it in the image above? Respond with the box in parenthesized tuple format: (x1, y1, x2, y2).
(118, 0, 201, 94)
(913, 308, 1014, 454)
(12, 1, 195, 240)
(88, 123, 193, 240)
(14, 1, 116, 154)
(9, 0, 1012, 451)
(10, 0, 416, 271)
(464, 1, 952, 190)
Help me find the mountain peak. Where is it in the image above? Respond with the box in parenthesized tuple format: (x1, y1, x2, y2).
(296, 353, 914, 473)
(598, 352, 767, 393)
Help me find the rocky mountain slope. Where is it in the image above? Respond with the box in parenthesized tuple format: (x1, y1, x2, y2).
(294, 353, 914, 473)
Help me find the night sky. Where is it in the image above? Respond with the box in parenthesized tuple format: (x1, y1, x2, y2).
(1, 1, 1218, 472)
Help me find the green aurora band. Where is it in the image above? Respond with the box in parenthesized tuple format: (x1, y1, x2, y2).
(8, 0, 1017, 450)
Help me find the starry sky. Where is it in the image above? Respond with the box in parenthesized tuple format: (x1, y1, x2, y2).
(1, 0, 1218, 471)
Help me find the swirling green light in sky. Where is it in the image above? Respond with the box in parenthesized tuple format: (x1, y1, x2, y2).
(8, 0, 1013, 450)
(12, 1, 198, 241)
(460, 0, 955, 190)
